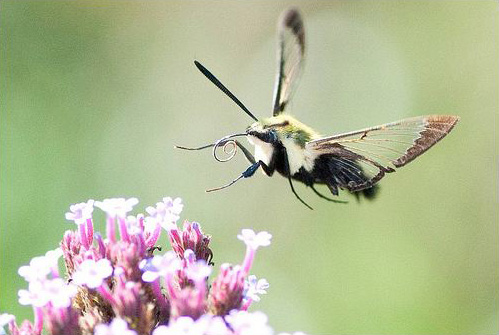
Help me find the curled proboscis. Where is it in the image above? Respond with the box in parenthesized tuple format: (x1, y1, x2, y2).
(212, 133, 247, 163)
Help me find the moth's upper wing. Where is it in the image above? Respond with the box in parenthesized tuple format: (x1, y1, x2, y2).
(271, 8, 305, 116)
(305, 115, 460, 192)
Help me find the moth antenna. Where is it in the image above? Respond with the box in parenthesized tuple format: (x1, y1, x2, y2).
(174, 144, 214, 151)
(194, 60, 259, 122)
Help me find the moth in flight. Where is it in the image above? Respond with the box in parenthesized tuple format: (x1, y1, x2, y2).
(177, 8, 459, 209)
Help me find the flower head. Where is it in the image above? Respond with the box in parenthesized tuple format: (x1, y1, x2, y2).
(5, 195, 287, 335)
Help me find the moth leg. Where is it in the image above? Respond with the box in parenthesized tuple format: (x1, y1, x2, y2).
(310, 185, 348, 204)
(234, 141, 256, 164)
(283, 148, 313, 210)
(206, 161, 261, 193)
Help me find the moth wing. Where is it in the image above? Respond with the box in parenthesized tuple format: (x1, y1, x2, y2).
(271, 8, 305, 116)
(305, 115, 459, 192)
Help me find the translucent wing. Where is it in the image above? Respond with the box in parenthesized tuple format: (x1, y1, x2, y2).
(272, 8, 305, 116)
(306, 115, 460, 192)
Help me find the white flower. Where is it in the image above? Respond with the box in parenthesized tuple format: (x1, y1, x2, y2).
(140, 252, 180, 282)
(65, 199, 94, 224)
(237, 229, 272, 249)
(184, 260, 212, 285)
(45, 247, 63, 269)
(244, 275, 269, 302)
(94, 318, 137, 335)
(73, 259, 113, 289)
(0, 314, 15, 327)
(18, 256, 52, 283)
(226, 310, 273, 335)
(95, 198, 139, 218)
(18, 279, 74, 308)
(152, 315, 229, 335)
(42, 278, 77, 308)
(146, 197, 183, 227)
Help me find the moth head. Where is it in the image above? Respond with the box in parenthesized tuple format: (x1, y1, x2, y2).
(246, 115, 293, 144)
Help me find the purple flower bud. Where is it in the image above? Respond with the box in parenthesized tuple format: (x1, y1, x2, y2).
(60, 230, 82, 276)
(44, 305, 80, 335)
(169, 287, 206, 321)
(168, 221, 213, 264)
(208, 264, 245, 316)
(107, 240, 144, 281)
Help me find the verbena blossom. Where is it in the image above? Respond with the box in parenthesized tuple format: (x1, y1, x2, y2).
(3, 196, 306, 335)
(94, 318, 137, 335)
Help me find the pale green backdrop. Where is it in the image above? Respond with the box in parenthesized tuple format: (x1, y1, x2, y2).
(1, 1, 498, 334)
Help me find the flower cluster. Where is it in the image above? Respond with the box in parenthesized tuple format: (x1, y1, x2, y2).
(1, 197, 302, 335)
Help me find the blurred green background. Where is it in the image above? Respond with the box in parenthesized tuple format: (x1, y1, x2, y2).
(1, 1, 498, 333)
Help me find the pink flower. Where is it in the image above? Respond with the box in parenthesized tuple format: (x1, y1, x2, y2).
(18, 256, 52, 283)
(244, 275, 269, 302)
(94, 318, 137, 335)
(140, 251, 180, 283)
(146, 197, 183, 226)
(65, 199, 94, 224)
(72, 259, 113, 289)
(95, 198, 139, 218)
(225, 310, 273, 335)
(237, 229, 272, 250)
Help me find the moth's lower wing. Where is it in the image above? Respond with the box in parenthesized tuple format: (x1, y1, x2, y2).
(306, 115, 460, 191)
(272, 8, 305, 116)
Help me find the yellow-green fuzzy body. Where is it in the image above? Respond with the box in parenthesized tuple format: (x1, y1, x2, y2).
(247, 114, 322, 174)
(249, 114, 321, 147)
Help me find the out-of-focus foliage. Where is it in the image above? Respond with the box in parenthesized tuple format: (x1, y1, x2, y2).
(1, 1, 497, 334)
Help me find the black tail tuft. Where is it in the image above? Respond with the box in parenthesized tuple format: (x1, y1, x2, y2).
(354, 184, 380, 201)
